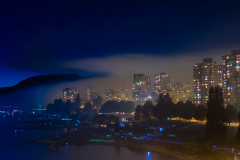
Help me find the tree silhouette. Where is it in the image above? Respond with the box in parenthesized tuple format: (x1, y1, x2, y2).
(100, 100, 119, 113)
(134, 105, 142, 121)
(236, 126, 240, 142)
(65, 99, 72, 114)
(93, 114, 107, 125)
(235, 111, 240, 142)
(47, 98, 73, 114)
(142, 101, 154, 120)
(152, 93, 173, 121)
(206, 86, 227, 144)
(181, 100, 195, 121)
(238, 111, 240, 122)
(165, 93, 175, 120)
(93, 96, 103, 112)
(194, 104, 207, 123)
(114, 120, 120, 133)
(226, 105, 238, 126)
(84, 102, 93, 113)
(175, 101, 185, 120)
(73, 93, 81, 113)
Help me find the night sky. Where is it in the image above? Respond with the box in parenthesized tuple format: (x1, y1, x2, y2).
(1, 0, 240, 87)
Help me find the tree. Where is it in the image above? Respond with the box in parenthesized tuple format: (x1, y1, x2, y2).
(114, 120, 121, 133)
(119, 101, 135, 113)
(64, 99, 72, 114)
(238, 111, 240, 123)
(194, 104, 207, 123)
(206, 86, 227, 144)
(165, 93, 175, 119)
(73, 93, 81, 113)
(93, 96, 103, 112)
(236, 126, 240, 142)
(142, 101, 154, 119)
(152, 93, 172, 121)
(52, 98, 64, 113)
(100, 100, 119, 113)
(93, 114, 107, 125)
(236, 111, 240, 142)
(106, 115, 116, 124)
(181, 100, 195, 121)
(207, 86, 226, 124)
(175, 101, 185, 120)
(84, 102, 93, 113)
(134, 105, 142, 121)
(226, 105, 238, 126)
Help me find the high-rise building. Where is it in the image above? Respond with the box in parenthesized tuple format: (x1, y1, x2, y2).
(154, 72, 171, 94)
(172, 81, 193, 103)
(86, 86, 97, 101)
(193, 58, 223, 105)
(132, 74, 150, 104)
(181, 81, 193, 102)
(63, 88, 79, 103)
(145, 76, 151, 93)
(222, 49, 240, 105)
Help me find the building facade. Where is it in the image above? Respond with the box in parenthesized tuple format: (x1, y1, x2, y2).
(132, 74, 150, 104)
(154, 72, 171, 94)
(63, 88, 79, 103)
(193, 58, 223, 105)
(222, 49, 240, 105)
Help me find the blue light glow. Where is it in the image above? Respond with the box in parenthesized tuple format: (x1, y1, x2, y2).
(147, 152, 151, 160)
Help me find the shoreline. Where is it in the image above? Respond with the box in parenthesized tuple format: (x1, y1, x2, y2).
(30, 138, 232, 160)
(27, 127, 235, 160)
(29, 138, 183, 159)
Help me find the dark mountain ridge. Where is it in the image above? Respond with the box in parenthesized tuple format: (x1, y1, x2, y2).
(0, 74, 88, 96)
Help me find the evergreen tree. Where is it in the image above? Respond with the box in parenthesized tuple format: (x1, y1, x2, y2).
(152, 93, 173, 121)
(142, 101, 154, 119)
(134, 105, 142, 121)
(73, 93, 81, 113)
(236, 126, 240, 142)
(206, 86, 227, 144)
(236, 111, 240, 142)
(165, 93, 175, 119)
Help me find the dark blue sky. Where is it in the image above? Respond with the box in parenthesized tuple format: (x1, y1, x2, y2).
(1, 0, 240, 87)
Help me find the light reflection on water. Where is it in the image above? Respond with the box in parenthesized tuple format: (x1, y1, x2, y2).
(0, 114, 177, 160)
(147, 152, 151, 160)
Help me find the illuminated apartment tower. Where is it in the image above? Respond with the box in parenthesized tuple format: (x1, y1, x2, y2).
(145, 76, 151, 93)
(132, 74, 150, 104)
(154, 72, 171, 94)
(172, 81, 193, 103)
(193, 58, 223, 105)
(63, 88, 79, 102)
(222, 49, 240, 105)
(86, 86, 96, 101)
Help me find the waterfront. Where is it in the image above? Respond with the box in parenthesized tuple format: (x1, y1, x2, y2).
(0, 114, 176, 160)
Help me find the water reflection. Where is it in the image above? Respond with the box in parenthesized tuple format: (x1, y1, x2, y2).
(147, 152, 151, 160)
(65, 143, 69, 160)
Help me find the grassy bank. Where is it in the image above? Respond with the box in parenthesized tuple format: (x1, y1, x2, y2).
(127, 141, 233, 160)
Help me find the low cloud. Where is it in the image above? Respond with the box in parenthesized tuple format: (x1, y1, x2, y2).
(65, 49, 230, 85)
